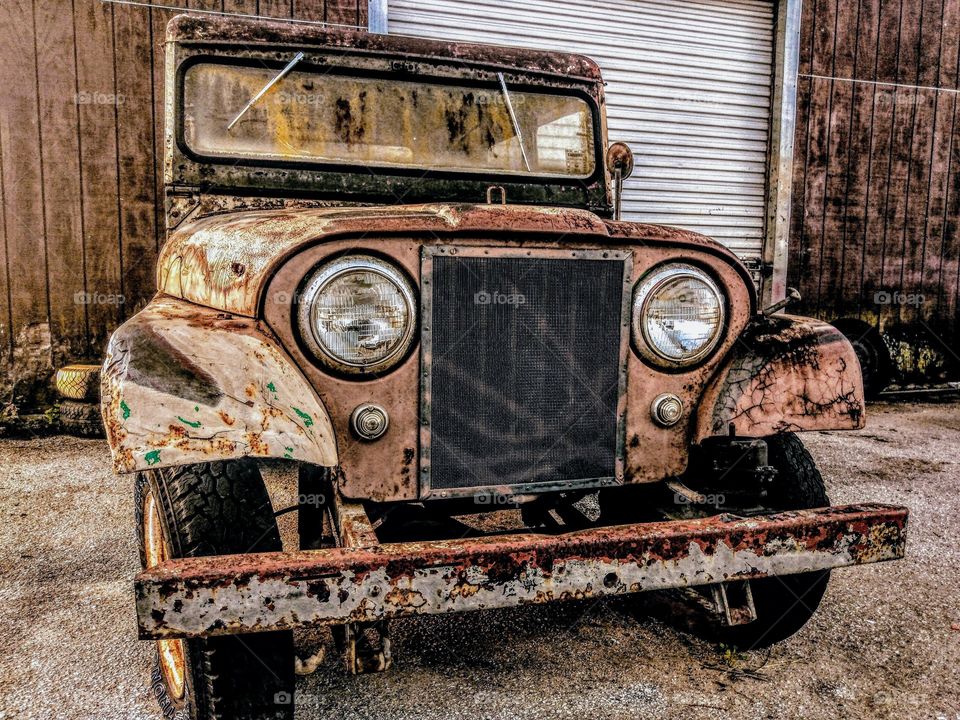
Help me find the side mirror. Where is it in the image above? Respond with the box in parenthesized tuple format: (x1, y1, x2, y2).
(606, 142, 634, 221)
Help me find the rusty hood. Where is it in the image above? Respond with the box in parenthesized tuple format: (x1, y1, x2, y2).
(156, 203, 753, 317)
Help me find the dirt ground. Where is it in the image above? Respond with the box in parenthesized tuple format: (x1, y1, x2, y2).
(1, 400, 958, 720)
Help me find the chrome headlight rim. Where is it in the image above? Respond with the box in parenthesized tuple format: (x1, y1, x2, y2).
(632, 262, 726, 369)
(296, 254, 417, 375)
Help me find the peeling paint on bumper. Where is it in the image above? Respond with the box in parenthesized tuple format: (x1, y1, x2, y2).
(136, 503, 907, 640)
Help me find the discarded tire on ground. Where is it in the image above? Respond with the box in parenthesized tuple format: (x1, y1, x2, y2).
(55, 363, 101, 402)
(59, 400, 104, 438)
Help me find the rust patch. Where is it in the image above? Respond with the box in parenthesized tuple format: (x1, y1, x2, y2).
(135, 503, 908, 640)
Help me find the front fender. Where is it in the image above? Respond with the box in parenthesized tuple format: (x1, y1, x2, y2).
(101, 295, 337, 473)
(694, 314, 865, 440)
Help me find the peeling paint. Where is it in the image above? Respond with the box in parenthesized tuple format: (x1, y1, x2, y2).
(135, 503, 907, 640)
(100, 295, 337, 473)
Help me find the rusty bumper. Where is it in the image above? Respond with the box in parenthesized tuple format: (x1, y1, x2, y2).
(136, 503, 907, 640)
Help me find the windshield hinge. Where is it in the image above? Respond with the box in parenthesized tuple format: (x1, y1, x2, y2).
(166, 186, 201, 231)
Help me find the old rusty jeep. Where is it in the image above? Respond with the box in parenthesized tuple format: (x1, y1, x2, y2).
(102, 14, 907, 719)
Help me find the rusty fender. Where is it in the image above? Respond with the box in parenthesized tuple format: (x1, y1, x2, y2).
(695, 314, 866, 440)
(136, 503, 907, 640)
(101, 294, 337, 474)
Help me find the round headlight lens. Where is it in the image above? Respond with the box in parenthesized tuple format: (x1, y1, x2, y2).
(297, 255, 416, 374)
(632, 264, 725, 367)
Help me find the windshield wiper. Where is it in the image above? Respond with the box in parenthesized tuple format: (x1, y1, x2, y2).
(227, 51, 305, 131)
(497, 72, 531, 172)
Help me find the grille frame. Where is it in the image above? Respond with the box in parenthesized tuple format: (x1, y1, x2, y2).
(419, 245, 633, 500)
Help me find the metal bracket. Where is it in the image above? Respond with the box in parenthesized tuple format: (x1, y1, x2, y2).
(330, 489, 380, 549)
(709, 581, 757, 626)
(165, 187, 201, 230)
(336, 621, 392, 675)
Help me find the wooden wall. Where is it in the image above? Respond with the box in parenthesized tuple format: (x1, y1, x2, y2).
(0, 0, 367, 407)
(790, 0, 960, 354)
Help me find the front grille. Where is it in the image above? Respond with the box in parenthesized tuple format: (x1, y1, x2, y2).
(421, 248, 630, 496)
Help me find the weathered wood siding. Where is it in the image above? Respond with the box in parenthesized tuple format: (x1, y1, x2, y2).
(791, 0, 960, 355)
(0, 0, 366, 406)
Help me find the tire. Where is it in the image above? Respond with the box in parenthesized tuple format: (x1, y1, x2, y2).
(55, 363, 101, 401)
(136, 460, 295, 720)
(59, 400, 104, 438)
(832, 318, 892, 398)
(716, 433, 831, 649)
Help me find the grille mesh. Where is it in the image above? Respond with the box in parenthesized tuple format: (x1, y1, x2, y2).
(426, 254, 625, 492)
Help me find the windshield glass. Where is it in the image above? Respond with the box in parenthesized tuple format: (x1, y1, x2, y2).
(182, 62, 596, 178)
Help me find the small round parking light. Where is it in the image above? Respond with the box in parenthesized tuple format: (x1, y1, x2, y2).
(651, 393, 684, 427)
(350, 403, 390, 441)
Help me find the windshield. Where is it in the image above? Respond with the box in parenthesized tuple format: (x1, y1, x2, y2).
(181, 62, 596, 178)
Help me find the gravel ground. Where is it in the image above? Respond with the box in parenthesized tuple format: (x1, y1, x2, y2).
(1, 400, 958, 720)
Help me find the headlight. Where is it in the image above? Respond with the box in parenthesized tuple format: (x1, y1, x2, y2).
(632, 264, 725, 368)
(296, 255, 416, 374)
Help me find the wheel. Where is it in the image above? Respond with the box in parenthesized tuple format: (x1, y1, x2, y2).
(55, 363, 101, 401)
(832, 318, 892, 398)
(715, 433, 831, 649)
(59, 400, 104, 437)
(136, 460, 295, 720)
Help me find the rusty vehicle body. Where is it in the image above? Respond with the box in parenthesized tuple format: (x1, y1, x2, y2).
(102, 14, 907, 719)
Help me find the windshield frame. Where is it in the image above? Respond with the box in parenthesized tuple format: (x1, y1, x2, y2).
(175, 55, 605, 188)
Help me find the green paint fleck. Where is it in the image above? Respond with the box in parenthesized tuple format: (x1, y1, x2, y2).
(177, 416, 202, 429)
(292, 407, 314, 427)
(120, 400, 130, 420)
(283, 446, 294, 459)
(144, 450, 161, 466)
(194, 405, 199, 412)
(266, 381, 277, 393)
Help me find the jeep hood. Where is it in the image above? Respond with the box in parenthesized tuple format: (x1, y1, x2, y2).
(157, 203, 754, 317)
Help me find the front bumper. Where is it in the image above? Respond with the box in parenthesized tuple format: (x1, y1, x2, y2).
(136, 503, 906, 640)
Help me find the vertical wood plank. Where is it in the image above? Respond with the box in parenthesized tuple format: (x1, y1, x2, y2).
(875, 0, 903, 84)
(838, 83, 877, 317)
(258, 0, 294, 20)
(861, 84, 895, 318)
(292, 0, 325, 21)
(324, 0, 360, 27)
(787, 76, 813, 293)
(0, 118, 12, 363)
(0, 0, 52, 390)
(35, 0, 87, 365)
(798, 76, 832, 311)
(877, 86, 916, 328)
(73, 0, 122, 354)
(853, 0, 882, 81)
(114, 1, 160, 321)
(816, 80, 854, 319)
(923, 89, 956, 326)
(945, 103, 960, 338)
(898, 87, 936, 327)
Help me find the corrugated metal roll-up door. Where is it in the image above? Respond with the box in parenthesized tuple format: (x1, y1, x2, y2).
(388, 0, 774, 264)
